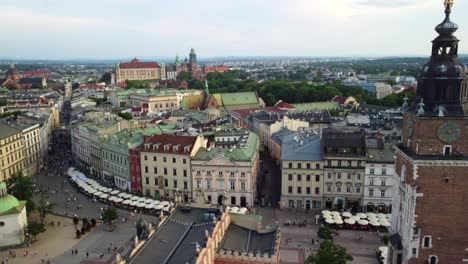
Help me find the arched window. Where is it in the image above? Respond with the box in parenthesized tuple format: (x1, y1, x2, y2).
(400, 165, 407, 182)
(423, 236, 432, 248)
(429, 255, 438, 264)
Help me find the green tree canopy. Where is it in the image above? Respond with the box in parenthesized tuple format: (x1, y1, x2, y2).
(99, 72, 112, 83)
(305, 240, 353, 264)
(117, 112, 133, 120)
(102, 207, 118, 231)
(6, 172, 33, 201)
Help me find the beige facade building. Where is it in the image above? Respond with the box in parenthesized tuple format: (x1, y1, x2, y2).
(192, 128, 259, 207)
(139, 134, 203, 202)
(0, 123, 25, 181)
(280, 131, 324, 209)
(322, 128, 366, 210)
(115, 58, 165, 83)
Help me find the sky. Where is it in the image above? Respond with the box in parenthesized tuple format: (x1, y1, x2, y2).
(1, 0, 468, 59)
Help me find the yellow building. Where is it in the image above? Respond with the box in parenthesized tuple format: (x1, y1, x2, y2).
(0, 123, 25, 181)
(115, 58, 165, 83)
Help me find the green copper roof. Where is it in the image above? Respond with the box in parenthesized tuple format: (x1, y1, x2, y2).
(0, 194, 20, 214)
(292, 101, 340, 111)
(220, 92, 259, 106)
(194, 132, 259, 162)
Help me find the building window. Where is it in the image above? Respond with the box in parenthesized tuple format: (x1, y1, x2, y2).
(370, 168, 375, 175)
(164, 179, 168, 187)
(347, 173, 351, 180)
(357, 173, 361, 180)
(443, 145, 452, 156)
(173, 180, 177, 188)
(196, 180, 202, 189)
(346, 186, 351, 193)
(144, 166, 148, 173)
(241, 172, 245, 177)
(327, 186, 332, 192)
(337, 173, 341, 179)
(288, 174, 292, 181)
(218, 171, 223, 176)
(298, 163, 301, 169)
(338, 160, 342, 166)
(183, 170, 187, 177)
(153, 156, 156, 161)
(218, 181, 224, 189)
(422, 236, 432, 248)
(207, 180, 212, 190)
(316, 164, 320, 169)
(412, 248, 417, 257)
(306, 163, 310, 169)
(164, 168, 167, 175)
(144, 155, 148, 161)
(230, 181, 235, 190)
(172, 158, 176, 163)
(327, 173, 331, 179)
(145, 177, 149, 185)
(297, 174, 302, 181)
(183, 159, 187, 164)
(154, 178, 158, 186)
(370, 178, 374, 186)
(381, 179, 386, 186)
(184, 181, 188, 190)
(306, 175, 311, 182)
(382, 169, 387, 175)
(288, 162, 292, 168)
(153, 167, 157, 174)
(356, 187, 361, 193)
(315, 175, 320, 182)
(348, 161, 352, 167)
(196, 171, 201, 175)
(336, 186, 341, 192)
(241, 182, 246, 191)
(369, 189, 374, 197)
(306, 187, 311, 194)
(297, 187, 302, 194)
(315, 187, 320, 195)
(173, 169, 177, 176)
(428, 256, 438, 264)
(163, 157, 167, 162)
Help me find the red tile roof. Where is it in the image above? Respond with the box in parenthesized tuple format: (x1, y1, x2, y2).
(119, 58, 160, 69)
(140, 134, 198, 155)
(275, 101, 294, 109)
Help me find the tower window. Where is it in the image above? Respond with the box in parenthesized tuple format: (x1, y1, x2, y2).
(443, 145, 452, 156)
(428, 255, 438, 264)
(422, 236, 432, 248)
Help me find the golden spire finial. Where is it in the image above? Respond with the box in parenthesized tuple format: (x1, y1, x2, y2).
(444, 0, 454, 8)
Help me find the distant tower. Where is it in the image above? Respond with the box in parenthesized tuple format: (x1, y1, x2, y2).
(204, 80, 210, 95)
(189, 48, 197, 73)
(175, 53, 181, 67)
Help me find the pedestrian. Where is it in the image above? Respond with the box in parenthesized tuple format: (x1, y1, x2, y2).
(108, 247, 110, 254)
(75, 249, 78, 255)
(86, 252, 89, 258)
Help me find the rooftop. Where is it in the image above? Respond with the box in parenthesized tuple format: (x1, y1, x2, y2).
(281, 131, 322, 161)
(140, 134, 199, 155)
(194, 131, 258, 162)
(367, 145, 396, 163)
(119, 58, 160, 69)
(0, 122, 22, 139)
(292, 101, 340, 111)
(218, 224, 276, 255)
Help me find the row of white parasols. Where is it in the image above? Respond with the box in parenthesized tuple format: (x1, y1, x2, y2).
(321, 210, 391, 227)
(67, 167, 172, 212)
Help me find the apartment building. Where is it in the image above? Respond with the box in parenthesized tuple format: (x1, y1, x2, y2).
(0, 123, 24, 181)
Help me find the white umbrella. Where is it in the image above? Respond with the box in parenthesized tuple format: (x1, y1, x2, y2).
(154, 204, 164, 210)
(380, 221, 391, 227)
(356, 213, 367, 219)
(145, 204, 154, 209)
(129, 201, 138, 206)
(367, 212, 377, 218)
(344, 218, 356, 225)
(136, 202, 146, 208)
(122, 200, 131, 205)
(331, 211, 340, 216)
(99, 193, 109, 199)
(358, 219, 369, 226)
(342, 212, 352, 217)
(114, 198, 123, 203)
(161, 201, 170, 206)
(325, 218, 335, 224)
(118, 193, 127, 198)
(323, 214, 333, 219)
(239, 208, 248, 214)
(130, 196, 139, 201)
(231, 206, 240, 211)
(377, 213, 387, 219)
(137, 197, 146, 202)
(334, 219, 344, 225)
(370, 221, 381, 227)
(321, 210, 331, 214)
(87, 189, 98, 195)
(144, 198, 153, 204)
(110, 190, 120, 195)
(108, 196, 118, 201)
(162, 206, 170, 212)
(94, 191, 103, 196)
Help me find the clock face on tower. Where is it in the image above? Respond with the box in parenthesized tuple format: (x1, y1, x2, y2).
(407, 115, 415, 138)
(437, 121, 461, 143)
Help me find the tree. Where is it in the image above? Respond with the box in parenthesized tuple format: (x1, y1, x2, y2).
(102, 207, 118, 231)
(117, 112, 133, 120)
(318, 227, 334, 240)
(305, 240, 353, 264)
(99, 72, 112, 83)
(6, 172, 35, 213)
(37, 193, 54, 224)
(27, 222, 46, 239)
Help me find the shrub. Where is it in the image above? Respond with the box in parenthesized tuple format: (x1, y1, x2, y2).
(318, 227, 334, 240)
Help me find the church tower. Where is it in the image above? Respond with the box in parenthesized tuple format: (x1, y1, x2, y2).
(189, 48, 197, 73)
(389, 1, 468, 263)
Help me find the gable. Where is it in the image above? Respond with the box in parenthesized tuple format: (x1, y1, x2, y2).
(200, 154, 239, 167)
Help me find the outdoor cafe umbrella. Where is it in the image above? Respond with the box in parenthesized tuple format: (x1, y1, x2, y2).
(110, 190, 120, 195)
(323, 214, 333, 219)
(239, 208, 248, 214)
(335, 219, 344, 225)
(161, 201, 170, 207)
(344, 218, 356, 225)
(137, 197, 146, 202)
(136, 202, 146, 208)
(145, 204, 154, 209)
(122, 200, 131, 205)
(356, 213, 367, 219)
(129, 201, 138, 206)
(377, 213, 387, 219)
(321, 210, 331, 214)
(370, 221, 381, 227)
(357, 219, 369, 226)
(94, 191, 104, 197)
(118, 193, 127, 198)
(367, 212, 377, 218)
(331, 211, 340, 216)
(114, 198, 124, 203)
(380, 220, 391, 227)
(144, 198, 153, 204)
(130, 196, 139, 201)
(342, 212, 352, 217)
(154, 204, 164, 210)
(325, 218, 335, 224)
(99, 193, 110, 199)
(108, 196, 118, 202)
(162, 206, 170, 212)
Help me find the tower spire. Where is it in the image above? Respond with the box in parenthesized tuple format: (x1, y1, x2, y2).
(204, 80, 209, 95)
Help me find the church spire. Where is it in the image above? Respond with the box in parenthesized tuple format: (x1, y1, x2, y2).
(204, 80, 209, 95)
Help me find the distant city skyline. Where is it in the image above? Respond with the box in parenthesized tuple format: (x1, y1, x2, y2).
(1, 0, 468, 59)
